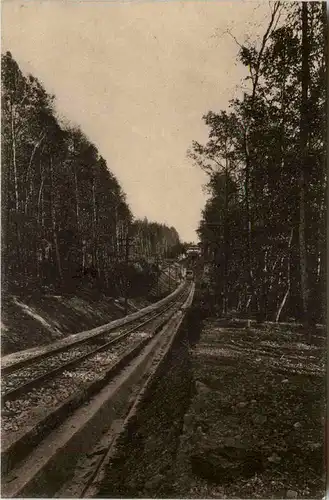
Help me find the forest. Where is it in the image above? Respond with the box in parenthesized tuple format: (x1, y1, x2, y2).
(1, 52, 182, 298)
(191, 2, 326, 325)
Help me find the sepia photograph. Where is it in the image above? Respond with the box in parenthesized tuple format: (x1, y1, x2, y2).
(1, 0, 327, 498)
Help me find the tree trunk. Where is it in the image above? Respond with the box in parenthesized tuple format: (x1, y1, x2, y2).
(49, 155, 63, 284)
(243, 131, 254, 312)
(321, 1, 328, 323)
(92, 176, 100, 277)
(37, 176, 45, 225)
(276, 228, 294, 322)
(299, 1, 310, 324)
(223, 159, 229, 315)
(124, 229, 130, 315)
(257, 248, 268, 323)
(11, 102, 22, 274)
(115, 206, 119, 257)
(25, 134, 45, 214)
(240, 2, 281, 315)
(73, 166, 84, 271)
(11, 104, 19, 214)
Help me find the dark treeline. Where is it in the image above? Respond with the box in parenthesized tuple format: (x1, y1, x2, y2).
(1, 52, 181, 298)
(132, 218, 182, 260)
(190, 2, 326, 324)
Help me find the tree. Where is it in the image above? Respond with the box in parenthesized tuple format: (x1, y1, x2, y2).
(1, 52, 133, 295)
(190, 2, 326, 324)
(2, 52, 183, 299)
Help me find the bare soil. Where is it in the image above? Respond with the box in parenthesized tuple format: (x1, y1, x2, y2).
(172, 319, 326, 499)
(1, 268, 179, 355)
(1, 294, 142, 356)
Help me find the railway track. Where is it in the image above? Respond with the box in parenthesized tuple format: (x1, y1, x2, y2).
(2, 287, 187, 403)
(2, 283, 194, 497)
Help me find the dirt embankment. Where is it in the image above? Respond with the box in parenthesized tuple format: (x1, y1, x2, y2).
(1, 293, 129, 355)
(172, 320, 326, 499)
(1, 267, 182, 356)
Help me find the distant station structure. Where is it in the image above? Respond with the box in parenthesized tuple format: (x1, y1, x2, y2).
(185, 244, 202, 258)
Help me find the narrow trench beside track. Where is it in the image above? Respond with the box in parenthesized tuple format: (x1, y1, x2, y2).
(1, 282, 195, 498)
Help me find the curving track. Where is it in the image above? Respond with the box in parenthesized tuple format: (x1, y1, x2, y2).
(1, 282, 193, 497)
(2, 286, 188, 403)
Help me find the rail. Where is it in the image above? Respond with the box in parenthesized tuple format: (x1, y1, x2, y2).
(2, 281, 187, 374)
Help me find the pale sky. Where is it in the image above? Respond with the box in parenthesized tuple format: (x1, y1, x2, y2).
(2, 0, 271, 242)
